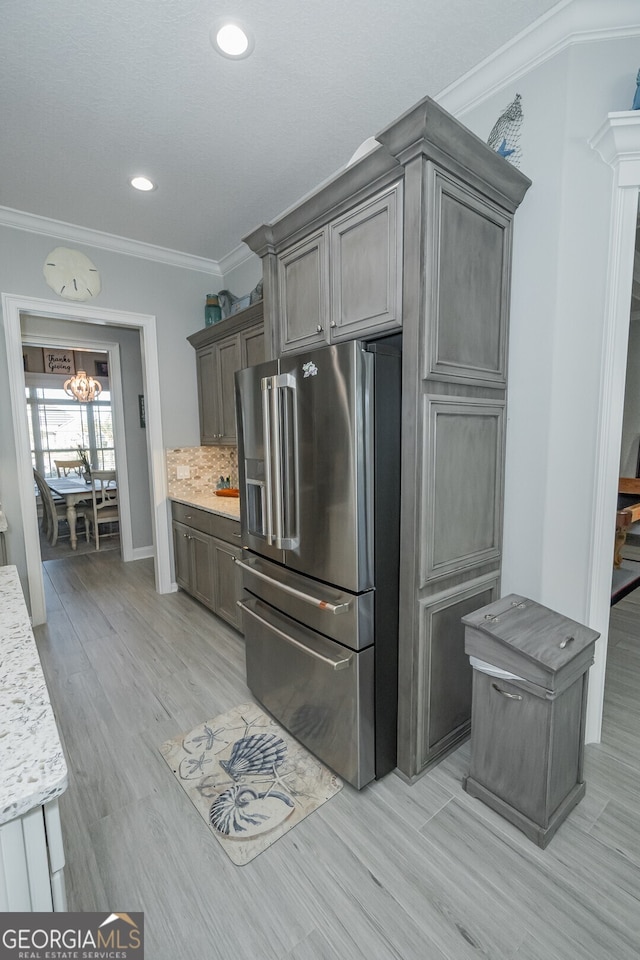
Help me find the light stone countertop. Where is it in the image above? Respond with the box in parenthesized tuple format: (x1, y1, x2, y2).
(169, 491, 241, 520)
(0, 566, 68, 825)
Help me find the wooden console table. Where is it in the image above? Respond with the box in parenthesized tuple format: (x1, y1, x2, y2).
(615, 478, 640, 568)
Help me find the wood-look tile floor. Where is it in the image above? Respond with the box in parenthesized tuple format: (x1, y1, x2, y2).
(35, 552, 640, 960)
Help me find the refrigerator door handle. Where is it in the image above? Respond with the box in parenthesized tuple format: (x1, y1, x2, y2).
(233, 556, 351, 614)
(237, 601, 352, 670)
(273, 372, 298, 550)
(261, 375, 276, 544)
(270, 372, 285, 548)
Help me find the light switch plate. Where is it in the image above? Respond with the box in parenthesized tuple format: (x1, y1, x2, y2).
(176, 465, 191, 479)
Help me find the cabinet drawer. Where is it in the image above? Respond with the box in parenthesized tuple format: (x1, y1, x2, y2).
(172, 502, 215, 534)
(171, 502, 241, 543)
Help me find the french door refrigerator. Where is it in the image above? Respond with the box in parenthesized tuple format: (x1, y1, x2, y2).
(234, 336, 401, 788)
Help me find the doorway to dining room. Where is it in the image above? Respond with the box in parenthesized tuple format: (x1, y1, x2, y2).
(21, 329, 133, 564)
(25, 339, 123, 561)
(2, 292, 171, 626)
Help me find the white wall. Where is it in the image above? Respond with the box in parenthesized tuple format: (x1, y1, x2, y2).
(222, 253, 262, 300)
(0, 223, 217, 587)
(451, 35, 639, 625)
(441, 22, 640, 742)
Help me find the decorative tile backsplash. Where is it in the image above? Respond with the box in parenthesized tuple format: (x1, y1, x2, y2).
(166, 446, 238, 499)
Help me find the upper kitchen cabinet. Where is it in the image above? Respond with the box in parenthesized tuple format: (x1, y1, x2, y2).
(245, 146, 404, 360)
(188, 301, 264, 445)
(274, 183, 403, 354)
(329, 181, 403, 342)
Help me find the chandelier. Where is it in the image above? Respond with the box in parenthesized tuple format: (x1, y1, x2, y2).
(63, 370, 102, 402)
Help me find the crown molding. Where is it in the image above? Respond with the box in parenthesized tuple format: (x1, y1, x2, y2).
(0, 205, 224, 277)
(590, 111, 640, 185)
(436, 0, 640, 118)
(217, 242, 259, 277)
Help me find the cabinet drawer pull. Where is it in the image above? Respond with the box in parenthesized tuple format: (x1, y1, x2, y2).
(330, 321, 337, 328)
(316, 324, 323, 333)
(491, 683, 522, 701)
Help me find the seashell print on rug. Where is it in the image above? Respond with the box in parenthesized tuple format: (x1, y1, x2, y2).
(160, 702, 343, 865)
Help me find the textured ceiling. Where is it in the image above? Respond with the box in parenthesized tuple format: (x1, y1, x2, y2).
(1, 0, 559, 263)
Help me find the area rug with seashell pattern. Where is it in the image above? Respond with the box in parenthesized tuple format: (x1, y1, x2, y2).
(160, 702, 343, 865)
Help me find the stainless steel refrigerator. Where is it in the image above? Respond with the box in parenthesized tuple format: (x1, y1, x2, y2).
(234, 336, 401, 788)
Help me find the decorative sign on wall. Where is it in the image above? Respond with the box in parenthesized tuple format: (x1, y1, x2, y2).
(43, 350, 74, 375)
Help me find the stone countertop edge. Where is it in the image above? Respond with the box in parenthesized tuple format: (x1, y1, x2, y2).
(0, 565, 68, 825)
(169, 492, 241, 520)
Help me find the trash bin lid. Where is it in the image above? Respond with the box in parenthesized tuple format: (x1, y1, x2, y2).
(462, 594, 599, 676)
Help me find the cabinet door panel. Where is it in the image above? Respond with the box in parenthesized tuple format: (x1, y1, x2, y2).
(278, 230, 328, 353)
(217, 334, 242, 443)
(172, 522, 191, 590)
(242, 324, 265, 369)
(190, 530, 215, 610)
(212, 538, 243, 630)
(196, 347, 218, 444)
(418, 582, 497, 768)
(330, 182, 403, 340)
(428, 176, 510, 385)
(422, 399, 504, 582)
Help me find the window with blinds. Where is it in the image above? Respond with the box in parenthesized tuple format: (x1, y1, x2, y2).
(26, 386, 115, 477)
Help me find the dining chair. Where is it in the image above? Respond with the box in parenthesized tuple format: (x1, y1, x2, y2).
(33, 468, 87, 547)
(87, 469, 119, 550)
(54, 458, 84, 477)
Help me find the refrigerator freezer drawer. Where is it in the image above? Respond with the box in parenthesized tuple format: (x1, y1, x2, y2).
(239, 595, 375, 789)
(235, 552, 374, 651)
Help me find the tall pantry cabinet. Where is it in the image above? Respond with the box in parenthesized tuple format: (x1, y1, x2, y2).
(244, 96, 530, 780)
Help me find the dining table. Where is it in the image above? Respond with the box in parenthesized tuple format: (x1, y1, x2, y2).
(46, 476, 114, 550)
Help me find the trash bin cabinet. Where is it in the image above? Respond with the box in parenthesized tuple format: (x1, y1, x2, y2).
(462, 594, 599, 849)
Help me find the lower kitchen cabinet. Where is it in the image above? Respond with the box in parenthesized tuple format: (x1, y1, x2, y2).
(212, 538, 243, 630)
(171, 501, 243, 630)
(173, 521, 216, 609)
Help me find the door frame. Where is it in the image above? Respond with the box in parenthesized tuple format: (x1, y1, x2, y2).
(1, 293, 172, 625)
(587, 111, 640, 741)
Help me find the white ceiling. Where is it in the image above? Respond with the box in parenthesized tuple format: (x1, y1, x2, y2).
(1, 0, 560, 265)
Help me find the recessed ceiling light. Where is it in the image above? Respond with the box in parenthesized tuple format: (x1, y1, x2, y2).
(211, 20, 254, 59)
(130, 176, 156, 192)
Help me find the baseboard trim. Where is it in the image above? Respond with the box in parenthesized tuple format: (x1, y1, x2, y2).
(131, 545, 155, 561)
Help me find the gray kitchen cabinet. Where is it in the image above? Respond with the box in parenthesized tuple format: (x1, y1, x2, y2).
(216, 334, 241, 442)
(275, 183, 402, 355)
(329, 181, 403, 343)
(195, 345, 218, 445)
(277, 229, 329, 353)
(188, 301, 264, 445)
(244, 96, 531, 780)
(241, 322, 265, 369)
(212, 537, 243, 630)
(172, 520, 215, 609)
(171, 501, 243, 629)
